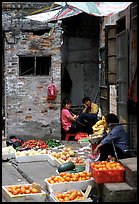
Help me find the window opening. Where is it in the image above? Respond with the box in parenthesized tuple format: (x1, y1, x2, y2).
(19, 56, 51, 76)
(22, 29, 51, 36)
(116, 17, 126, 34)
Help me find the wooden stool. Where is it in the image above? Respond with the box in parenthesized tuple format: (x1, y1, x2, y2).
(65, 132, 77, 141)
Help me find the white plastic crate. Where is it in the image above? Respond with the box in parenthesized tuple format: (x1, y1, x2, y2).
(15, 153, 48, 163)
(47, 154, 61, 167)
(2, 146, 16, 160)
(49, 189, 93, 202)
(2, 184, 46, 202)
(44, 177, 95, 193)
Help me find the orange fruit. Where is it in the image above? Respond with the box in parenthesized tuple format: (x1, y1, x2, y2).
(65, 176, 71, 182)
(20, 187, 26, 194)
(31, 188, 39, 194)
(64, 196, 70, 201)
(58, 198, 64, 202)
(25, 189, 31, 194)
(16, 188, 21, 194)
(12, 189, 18, 195)
(24, 185, 30, 189)
(7, 187, 13, 193)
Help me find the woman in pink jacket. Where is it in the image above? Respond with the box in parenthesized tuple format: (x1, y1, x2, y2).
(61, 98, 78, 133)
(61, 98, 97, 134)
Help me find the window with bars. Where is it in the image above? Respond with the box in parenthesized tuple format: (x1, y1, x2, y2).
(19, 56, 51, 76)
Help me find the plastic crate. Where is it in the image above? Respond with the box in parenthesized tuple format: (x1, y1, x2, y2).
(2, 146, 16, 160)
(15, 154, 48, 163)
(44, 177, 95, 193)
(49, 189, 93, 202)
(90, 164, 125, 184)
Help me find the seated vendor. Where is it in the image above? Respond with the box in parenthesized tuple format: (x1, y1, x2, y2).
(61, 97, 98, 135)
(78, 96, 99, 134)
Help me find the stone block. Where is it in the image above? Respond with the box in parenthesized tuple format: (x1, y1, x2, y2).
(102, 182, 137, 202)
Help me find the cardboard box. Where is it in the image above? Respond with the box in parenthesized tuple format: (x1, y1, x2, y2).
(49, 189, 93, 202)
(2, 146, 16, 160)
(2, 184, 46, 202)
(44, 177, 95, 193)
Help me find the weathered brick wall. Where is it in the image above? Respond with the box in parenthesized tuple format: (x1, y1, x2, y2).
(2, 2, 62, 140)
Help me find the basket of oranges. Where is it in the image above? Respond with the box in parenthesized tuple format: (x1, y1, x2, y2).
(2, 183, 46, 202)
(90, 161, 125, 183)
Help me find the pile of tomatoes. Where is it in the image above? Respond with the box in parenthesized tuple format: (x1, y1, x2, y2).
(47, 171, 92, 184)
(55, 190, 84, 202)
(21, 140, 47, 149)
(7, 185, 39, 195)
(75, 133, 89, 141)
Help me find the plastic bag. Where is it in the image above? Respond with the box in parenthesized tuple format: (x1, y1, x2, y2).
(47, 79, 58, 100)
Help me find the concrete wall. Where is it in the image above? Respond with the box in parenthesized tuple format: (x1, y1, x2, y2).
(61, 14, 100, 106)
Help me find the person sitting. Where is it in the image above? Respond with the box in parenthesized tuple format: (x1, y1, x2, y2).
(82, 96, 99, 115)
(61, 98, 95, 134)
(61, 98, 78, 134)
(78, 96, 99, 133)
(93, 113, 129, 161)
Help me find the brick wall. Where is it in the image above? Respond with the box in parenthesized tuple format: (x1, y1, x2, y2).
(2, 2, 62, 140)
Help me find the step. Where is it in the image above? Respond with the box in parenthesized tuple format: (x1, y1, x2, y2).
(119, 157, 137, 188)
(102, 182, 137, 202)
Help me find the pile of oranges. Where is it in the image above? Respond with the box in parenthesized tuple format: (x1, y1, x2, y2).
(55, 190, 84, 202)
(90, 161, 124, 171)
(90, 161, 125, 183)
(7, 185, 39, 195)
(47, 171, 92, 184)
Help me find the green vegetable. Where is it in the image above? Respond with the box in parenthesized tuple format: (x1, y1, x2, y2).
(74, 165, 85, 172)
(46, 139, 61, 148)
(64, 165, 85, 173)
(58, 162, 75, 173)
(80, 138, 90, 142)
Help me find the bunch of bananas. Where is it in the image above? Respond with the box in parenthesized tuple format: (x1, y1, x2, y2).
(92, 116, 109, 135)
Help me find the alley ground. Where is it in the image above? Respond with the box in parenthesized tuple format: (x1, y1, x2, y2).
(2, 136, 97, 202)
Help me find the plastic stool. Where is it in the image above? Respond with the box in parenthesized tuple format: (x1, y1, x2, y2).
(65, 132, 76, 141)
